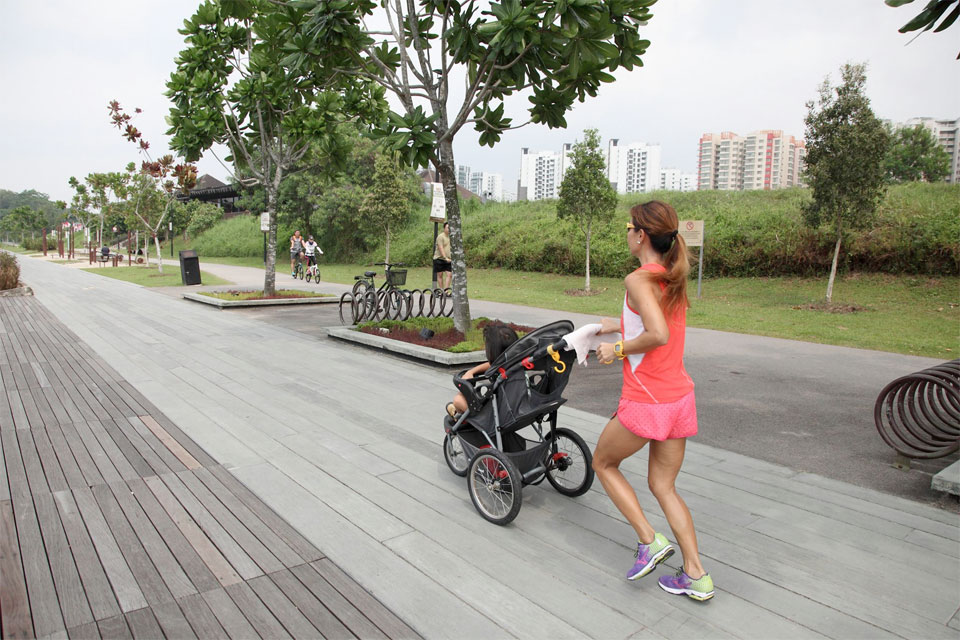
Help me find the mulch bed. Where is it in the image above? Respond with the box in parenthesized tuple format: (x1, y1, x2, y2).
(792, 302, 872, 314)
(359, 319, 535, 352)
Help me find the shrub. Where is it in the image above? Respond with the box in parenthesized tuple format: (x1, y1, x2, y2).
(0, 252, 20, 290)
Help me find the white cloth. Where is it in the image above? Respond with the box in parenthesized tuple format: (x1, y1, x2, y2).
(562, 323, 623, 366)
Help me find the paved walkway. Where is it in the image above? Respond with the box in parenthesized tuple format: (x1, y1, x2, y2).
(10, 254, 960, 639)
(0, 296, 417, 638)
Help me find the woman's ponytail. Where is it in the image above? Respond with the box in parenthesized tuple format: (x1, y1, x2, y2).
(630, 201, 690, 316)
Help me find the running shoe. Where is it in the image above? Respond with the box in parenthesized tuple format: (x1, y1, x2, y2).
(658, 568, 714, 601)
(626, 532, 674, 580)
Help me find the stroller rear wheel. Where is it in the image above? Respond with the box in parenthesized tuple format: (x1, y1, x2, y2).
(442, 433, 469, 477)
(468, 449, 523, 525)
(545, 428, 594, 497)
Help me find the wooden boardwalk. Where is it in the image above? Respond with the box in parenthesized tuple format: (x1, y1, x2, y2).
(0, 296, 419, 639)
(9, 255, 960, 639)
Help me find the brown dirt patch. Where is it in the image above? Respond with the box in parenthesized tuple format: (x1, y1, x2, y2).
(792, 302, 872, 314)
(565, 287, 606, 297)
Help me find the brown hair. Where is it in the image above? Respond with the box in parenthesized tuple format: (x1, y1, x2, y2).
(630, 200, 690, 316)
(483, 322, 518, 363)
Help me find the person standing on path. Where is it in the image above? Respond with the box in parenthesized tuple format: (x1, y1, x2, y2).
(592, 200, 714, 601)
(290, 230, 304, 276)
(433, 222, 452, 290)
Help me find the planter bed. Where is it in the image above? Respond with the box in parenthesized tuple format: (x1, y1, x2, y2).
(326, 326, 486, 365)
(183, 291, 338, 308)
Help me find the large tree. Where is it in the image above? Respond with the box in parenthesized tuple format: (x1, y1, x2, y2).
(884, 124, 951, 182)
(803, 63, 889, 303)
(360, 153, 415, 263)
(557, 128, 617, 293)
(284, 0, 657, 331)
(166, 0, 387, 295)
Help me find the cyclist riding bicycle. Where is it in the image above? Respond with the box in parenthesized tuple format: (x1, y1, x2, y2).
(304, 235, 322, 278)
(290, 230, 304, 277)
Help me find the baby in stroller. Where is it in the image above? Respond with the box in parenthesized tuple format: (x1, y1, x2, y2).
(446, 322, 519, 418)
(442, 320, 595, 525)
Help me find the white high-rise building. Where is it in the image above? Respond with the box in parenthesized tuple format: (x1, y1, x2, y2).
(456, 165, 472, 189)
(606, 139, 662, 194)
(660, 168, 696, 192)
(470, 171, 504, 201)
(885, 117, 960, 183)
(518, 148, 564, 200)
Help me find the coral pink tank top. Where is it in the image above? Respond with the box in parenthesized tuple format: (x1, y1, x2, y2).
(620, 264, 694, 404)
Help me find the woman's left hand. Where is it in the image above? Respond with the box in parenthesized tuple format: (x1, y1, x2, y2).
(598, 317, 620, 335)
(596, 342, 617, 365)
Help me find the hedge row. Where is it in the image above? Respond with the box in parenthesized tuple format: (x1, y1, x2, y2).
(192, 182, 959, 277)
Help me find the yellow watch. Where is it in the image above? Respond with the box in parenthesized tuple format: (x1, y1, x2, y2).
(613, 340, 626, 360)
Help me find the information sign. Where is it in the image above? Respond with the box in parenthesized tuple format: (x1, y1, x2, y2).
(678, 220, 704, 247)
(260, 212, 270, 232)
(429, 183, 446, 222)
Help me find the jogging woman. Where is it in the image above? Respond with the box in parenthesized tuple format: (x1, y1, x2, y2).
(592, 200, 713, 601)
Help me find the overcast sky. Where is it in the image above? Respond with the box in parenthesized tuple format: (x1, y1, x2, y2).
(1, 0, 957, 203)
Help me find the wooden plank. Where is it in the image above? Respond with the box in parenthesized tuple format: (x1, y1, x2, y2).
(126, 478, 220, 593)
(59, 423, 105, 488)
(176, 592, 228, 640)
(107, 481, 196, 600)
(39, 381, 72, 426)
(31, 426, 68, 494)
(141, 475, 243, 588)
(124, 607, 164, 639)
(16, 429, 51, 499)
(14, 501, 66, 637)
(191, 467, 303, 569)
(60, 382, 99, 423)
(15, 385, 45, 429)
(33, 493, 94, 629)
(175, 470, 285, 575)
(107, 383, 147, 419)
(124, 416, 186, 474)
(140, 404, 219, 467)
(85, 420, 139, 481)
(311, 559, 421, 640)
(98, 419, 153, 479)
(207, 465, 323, 563)
(52, 490, 122, 621)
(96, 614, 132, 640)
(248, 573, 323, 639)
(286, 564, 383, 640)
(150, 601, 199, 640)
(4, 387, 30, 432)
(28, 388, 56, 429)
(200, 589, 259, 640)
(44, 424, 86, 490)
(139, 415, 201, 470)
(90, 483, 173, 606)
(67, 621, 101, 639)
(72, 421, 123, 485)
(157, 472, 263, 581)
(72, 486, 148, 613)
(0, 501, 33, 638)
(224, 581, 291, 639)
(50, 386, 84, 425)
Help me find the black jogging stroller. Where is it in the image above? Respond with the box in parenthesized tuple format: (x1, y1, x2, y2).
(442, 320, 595, 525)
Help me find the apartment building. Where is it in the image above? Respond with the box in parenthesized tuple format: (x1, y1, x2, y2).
(607, 139, 662, 194)
(518, 147, 573, 201)
(456, 165, 472, 189)
(469, 171, 504, 202)
(660, 168, 696, 192)
(886, 117, 960, 183)
(698, 130, 804, 191)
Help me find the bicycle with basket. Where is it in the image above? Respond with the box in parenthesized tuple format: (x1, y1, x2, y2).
(338, 262, 454, 324)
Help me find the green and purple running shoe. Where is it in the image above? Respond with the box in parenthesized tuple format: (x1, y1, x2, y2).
(658, 568, 715, 601)
(626, 532, 675, 580)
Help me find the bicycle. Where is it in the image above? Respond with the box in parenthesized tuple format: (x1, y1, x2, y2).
(338, 262, 409, 324)
(304, 256, 321, 283)
(292, 254, 305, 280)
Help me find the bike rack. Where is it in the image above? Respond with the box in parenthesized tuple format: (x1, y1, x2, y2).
(874, 359, 960, 470)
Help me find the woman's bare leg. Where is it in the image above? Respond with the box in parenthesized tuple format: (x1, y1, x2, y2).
(647, 438, 705, 578)
(592, 416, 656, 543)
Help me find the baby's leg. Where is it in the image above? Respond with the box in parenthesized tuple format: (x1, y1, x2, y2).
(453, 393, 468, 413)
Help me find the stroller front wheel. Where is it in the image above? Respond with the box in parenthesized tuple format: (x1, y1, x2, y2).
(468, 449, 523, 525)
(545, 427, 594, 497)
(442, 433, 469, 477)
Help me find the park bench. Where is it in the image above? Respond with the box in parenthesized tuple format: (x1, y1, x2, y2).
(94, 247, 120, 267)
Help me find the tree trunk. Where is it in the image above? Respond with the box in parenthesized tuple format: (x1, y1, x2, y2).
(437, 138, 471, 333)
(826, 230, 842, 303)
(263, 165, 282, 296)
(153, 233, 163, 274)
(385, 222, 391, 264)
(585, 220, 592, 293)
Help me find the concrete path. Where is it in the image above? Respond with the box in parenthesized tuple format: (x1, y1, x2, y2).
(13, 254, 960, 639)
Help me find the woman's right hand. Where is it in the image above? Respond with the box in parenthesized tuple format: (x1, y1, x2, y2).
(598, 317, 620, 334)
(596, 342, 617, 365)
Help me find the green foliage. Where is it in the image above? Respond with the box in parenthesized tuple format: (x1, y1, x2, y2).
(886, 0, 960, 58)
(180, 200, 224, 236)
(369, 185, 959, 277)
(359, 154, 415, 262)
(557, 128, 618, 289)
(0, 206, 45, 238)
(191, 214, 266, 257)
(0, 252, 20, 290)
(0, 189, 60, 228)
(884, 124, 952, 183)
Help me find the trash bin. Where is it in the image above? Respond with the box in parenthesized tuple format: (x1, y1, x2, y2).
(179, 249, 201, 286)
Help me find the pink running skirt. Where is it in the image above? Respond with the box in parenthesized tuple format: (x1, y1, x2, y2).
(615, 391, 698, 441)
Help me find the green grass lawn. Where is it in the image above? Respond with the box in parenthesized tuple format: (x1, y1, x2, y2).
(316, 264, 958, 359)
(199, 289, 334, 300)
(82, 266, 230, 287)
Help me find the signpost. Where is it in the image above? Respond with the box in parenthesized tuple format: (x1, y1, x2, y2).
(678, 219, 705, 298)
(429, 184, 445, 289)
(169, 221, 174, 258)
(260, 212, 270, 264)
